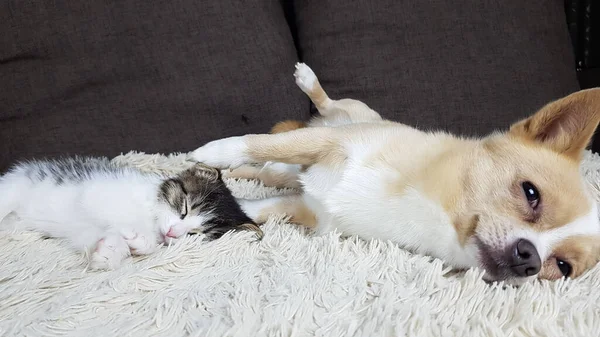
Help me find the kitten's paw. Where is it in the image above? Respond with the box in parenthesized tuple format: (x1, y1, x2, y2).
(238, 223, 264, 240)
(202, 223, 263, 241)
(90, 235, 130, 270)
(188, 136, 249, 169)
(294, 62, 317, 93)
(121, 230, 159, 255)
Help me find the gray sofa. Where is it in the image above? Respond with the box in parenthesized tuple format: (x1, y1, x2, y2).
(0, 1, 580, 171)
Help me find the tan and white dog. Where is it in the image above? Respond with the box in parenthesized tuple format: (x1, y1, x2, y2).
(190, 63, 600, 285)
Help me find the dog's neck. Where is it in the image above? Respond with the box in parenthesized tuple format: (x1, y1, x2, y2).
(414, 136, 482, 246)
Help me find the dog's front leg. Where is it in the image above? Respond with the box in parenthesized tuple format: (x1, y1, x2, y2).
(189, 127, 340, 169)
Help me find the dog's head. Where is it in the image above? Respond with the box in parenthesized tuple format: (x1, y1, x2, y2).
(461, 88, 600, 285)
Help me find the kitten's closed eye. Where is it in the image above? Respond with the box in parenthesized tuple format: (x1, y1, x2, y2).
(159, 178, 191, 219)
(180, 198, 188, 219)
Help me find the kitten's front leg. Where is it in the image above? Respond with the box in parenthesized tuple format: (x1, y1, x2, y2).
(90, 234, 130, 270)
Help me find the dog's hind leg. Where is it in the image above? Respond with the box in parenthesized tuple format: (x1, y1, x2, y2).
(189, 126, 343, 169)
(294, 63, 332, 111)
(221, 165, 263, 181)
(294, 63, 383, 123)
(223, 163, 303, 189)
(237, 195, 316, 228)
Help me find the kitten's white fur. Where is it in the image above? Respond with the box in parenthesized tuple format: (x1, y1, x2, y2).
(0, 162, 210, 270)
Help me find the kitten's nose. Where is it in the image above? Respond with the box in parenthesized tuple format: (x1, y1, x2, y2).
(508, 239, 541, 277)
(166, 228, 177, 238)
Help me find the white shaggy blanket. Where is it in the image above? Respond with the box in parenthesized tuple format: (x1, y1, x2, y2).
(3, 151, 600, 337)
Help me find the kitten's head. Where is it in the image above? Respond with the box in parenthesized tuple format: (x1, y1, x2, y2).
(157, 163, 223, 241)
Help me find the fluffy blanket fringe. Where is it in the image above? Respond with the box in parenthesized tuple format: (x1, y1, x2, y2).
(2, 150, 600, 336)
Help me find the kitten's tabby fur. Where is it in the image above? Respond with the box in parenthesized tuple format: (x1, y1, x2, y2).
(0, 157, 261, 270)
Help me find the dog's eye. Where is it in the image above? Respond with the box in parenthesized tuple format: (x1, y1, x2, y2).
(522, 181, 540, 209)
(556, 259, 572, 277)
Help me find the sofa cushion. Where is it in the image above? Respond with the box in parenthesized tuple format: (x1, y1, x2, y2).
(0, 1, 307, 171)
(293, 0, 580, 136)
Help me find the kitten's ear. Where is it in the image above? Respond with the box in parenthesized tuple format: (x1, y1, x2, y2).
(189, 163, 220, 182)
(509, 88, 600, 161)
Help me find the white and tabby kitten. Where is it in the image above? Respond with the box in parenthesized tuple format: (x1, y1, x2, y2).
(0, 157, 261, 270)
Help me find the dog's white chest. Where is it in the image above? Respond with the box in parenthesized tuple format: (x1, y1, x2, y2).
(302, 162, 477, 269)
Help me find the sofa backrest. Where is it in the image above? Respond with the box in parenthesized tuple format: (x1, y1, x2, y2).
(0, 1, 308, 171)
(292, 0, 579, 136)
(0, 1, 580, 171)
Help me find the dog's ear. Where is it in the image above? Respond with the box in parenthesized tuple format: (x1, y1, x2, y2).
(509, 88, 600, 160)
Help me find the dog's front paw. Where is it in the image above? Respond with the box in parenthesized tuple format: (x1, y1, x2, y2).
(188, 136, 249, 169)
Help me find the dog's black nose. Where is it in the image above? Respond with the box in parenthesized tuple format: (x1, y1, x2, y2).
(509, 239, 541, 277)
